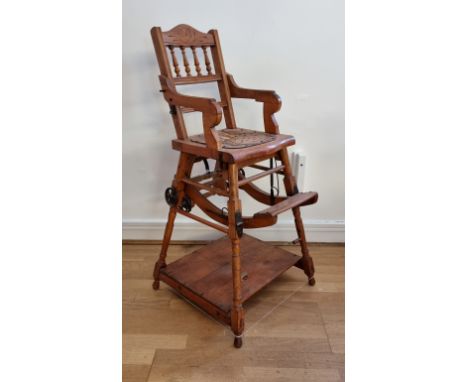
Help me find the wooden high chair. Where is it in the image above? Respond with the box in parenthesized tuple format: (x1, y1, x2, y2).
(150, 24, 318, 348)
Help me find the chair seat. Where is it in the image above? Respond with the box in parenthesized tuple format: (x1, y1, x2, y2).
(190, 128, 276, 149)
(172, 128, 296, 164)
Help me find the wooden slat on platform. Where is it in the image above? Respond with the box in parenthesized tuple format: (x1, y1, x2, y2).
(161, 235, 300, 313)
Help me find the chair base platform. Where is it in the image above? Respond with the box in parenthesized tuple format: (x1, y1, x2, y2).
(160, 234, 301, 325)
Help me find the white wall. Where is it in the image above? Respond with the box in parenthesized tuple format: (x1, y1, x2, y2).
(123, 0, 344, 241)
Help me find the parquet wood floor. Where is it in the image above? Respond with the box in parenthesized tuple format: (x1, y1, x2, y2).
(123, 241, 344, 382)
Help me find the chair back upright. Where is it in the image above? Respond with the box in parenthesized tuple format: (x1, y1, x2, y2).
(151, 24, 236, 140)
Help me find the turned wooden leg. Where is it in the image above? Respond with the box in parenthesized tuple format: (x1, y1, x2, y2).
(228, 163, 245, 348)
(278, 149, 316, 286)
(293, 206, 315, 285)
(153, 154, 194, 290)
(230, 237, 244, 348)
(152, 205, 177, 290)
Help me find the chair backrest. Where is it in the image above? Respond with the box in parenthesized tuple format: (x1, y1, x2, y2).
(151, 24, 236, 140)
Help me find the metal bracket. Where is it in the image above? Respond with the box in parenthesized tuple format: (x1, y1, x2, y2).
(169, 105, 177, 115)
(202, 158, 210, 174)
(235, 211, 243, 237)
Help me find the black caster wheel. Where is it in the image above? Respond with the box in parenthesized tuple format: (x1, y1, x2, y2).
(234, 336, 243, 348)
(181, 195, 193, 212)
(164, 187, 177, 206)
(308, 277, 316, 286)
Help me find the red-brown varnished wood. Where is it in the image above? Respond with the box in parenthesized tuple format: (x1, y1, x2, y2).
(153, 153, 194, 290)
(202, 46, 213, 74)
(239, 180, 288, 205)
(180, 46, 191, 76)
(171, 133, 295, 164)
(150, 27, 188, 140)
(160, 235, 301, 313)
(191, 46, 202, 76)
(254, 191, 319, 218)
(227, 74, 282, 134)
(209, 29, 237, 130)
(162, 24, 214, 46)
(160, 75, 222, 152)
(237, 164, 285, 186)
(168, 46, 181, 78)
(176, 208, 229, 234)
(173, 74, 221, 85)
(279, 148, 316, 285)
(227, 163, 244, 346)
(150, 24, 319, 347)
(184, 184, 278, 229)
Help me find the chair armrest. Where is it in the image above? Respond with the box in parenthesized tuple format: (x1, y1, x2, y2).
(227, 74, 281, 105)
(227, 74, 282, 134)
(159, 75, 222, 151)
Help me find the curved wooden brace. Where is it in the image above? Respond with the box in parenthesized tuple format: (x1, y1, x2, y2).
(239, 177, 287, 206)
(185, 185, 277, 229)
(185, 185, 228, 225)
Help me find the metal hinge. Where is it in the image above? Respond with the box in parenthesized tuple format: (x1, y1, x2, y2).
(235, 211, 243, 237)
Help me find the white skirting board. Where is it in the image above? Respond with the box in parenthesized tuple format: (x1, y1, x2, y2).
(123, 218, 345, 243)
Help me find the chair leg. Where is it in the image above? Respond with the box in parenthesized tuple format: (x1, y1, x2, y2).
(227, 163, 245, 348)
(153, 154, 194, 290)
(278, 149, 316, 286)
(152, 206, 177, 290)
(293, 206, 316, 285)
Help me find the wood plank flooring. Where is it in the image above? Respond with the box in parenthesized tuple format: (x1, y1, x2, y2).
(123, 240, 344, 382)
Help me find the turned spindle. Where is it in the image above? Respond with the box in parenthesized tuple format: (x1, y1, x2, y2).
(168, 46, 181, 78)
(191, 46, 202, 76)
(180, 46, 191, 76)
(202, 46, 213, 75)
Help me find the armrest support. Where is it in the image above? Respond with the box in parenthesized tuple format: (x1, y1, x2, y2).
(227, 74, 282, 134)
(159, 75, 222, 151)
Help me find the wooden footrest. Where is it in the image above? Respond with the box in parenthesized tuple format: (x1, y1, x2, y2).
(254, 191, 318, 218)
(159, 235, 301, 324)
